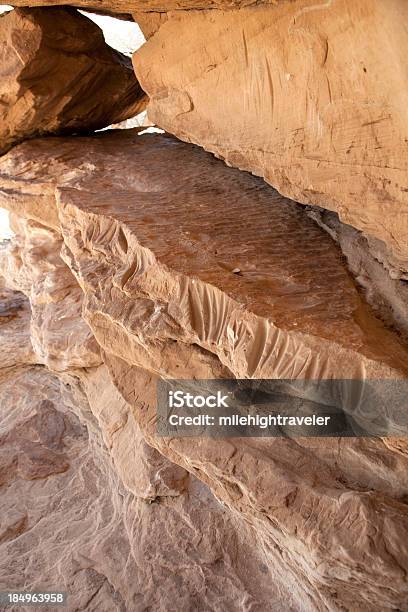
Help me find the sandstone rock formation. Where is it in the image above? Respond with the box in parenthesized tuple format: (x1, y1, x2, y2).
(0, 7, 146, 155)
(134, 0, 408, 273)
(1, 127, 408, 609)
(0, 241, 285, 610)
(0, 278, 35, 368)
(1, 1, 408, 608)
(0, 364, 284, 610)
(10, 0, 277, 14)
(0, 215, 101, 370)
(1, 129, 407, 378)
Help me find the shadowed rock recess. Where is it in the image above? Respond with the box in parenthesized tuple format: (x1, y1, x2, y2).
(1, 1, 408, 610)
(0, 7, 146, 154)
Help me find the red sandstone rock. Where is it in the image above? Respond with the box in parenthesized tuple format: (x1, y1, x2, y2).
(10, 0, 278, 14)
(134, 0, 408, 273)
(1, 128, 408, 610)
(0, 7, 146, 155)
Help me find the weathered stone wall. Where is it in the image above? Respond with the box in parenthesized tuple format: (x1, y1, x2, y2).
(1, 2, 408, 610)
(134, 0, 408, 272)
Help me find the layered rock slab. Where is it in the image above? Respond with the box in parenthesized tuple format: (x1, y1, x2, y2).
(52, 129, 408, 610)
(0, 7, 146, 155)
(0, 283, 282, 611)
(2, 128, 408, 609)
(9, 0, 278, 15)
(2, 130, 408, 376)
(105, 355, 408, 612)
(134, 0, 408, 272)
(52, 130, 408, 380)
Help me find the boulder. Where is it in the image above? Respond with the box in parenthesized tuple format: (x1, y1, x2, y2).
(0, 7, 146, 154)
(134, 0, 408, 272)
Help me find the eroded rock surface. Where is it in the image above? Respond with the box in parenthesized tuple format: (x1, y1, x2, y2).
(134, 0, 408, 272)
(103, 355, 408, 612)
(1, 130, 407, 378)
(0, 7, 146, 155)
(26, 128, 404, 610)
(0, 215, 100, 370)
(0, 361, 287, 611)
(10, 0, 278, 15)
(0, 276, 35, 368)
(1, 128, 408, 610)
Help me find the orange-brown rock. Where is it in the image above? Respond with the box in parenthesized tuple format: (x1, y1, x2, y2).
(2, 130, 408, 378)
(134, 0, 408, 273)
(2, 128, 408, 609)
(10, 0, 277, 14)
(0, 7, 146, 155)
(133, 10, 168, 38)
(52, 130, 408, 610)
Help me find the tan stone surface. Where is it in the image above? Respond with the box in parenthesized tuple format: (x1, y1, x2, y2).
(50, 129, 408, 381)
(10, 0, 278, 14)
(0, 360, 287, 610)
(0, 7, 146, 155)
(1, 130, 408, 379)
(0, 216, 101, 370)
(133, 11, 168, 38)
(47, 128, 408, 609)
(0, 276, 35, 368)
(1, 128, 408, 610)
(73, 364, 189, 500)
(134, 0, 408, 272)
(104, 355, 408, 611)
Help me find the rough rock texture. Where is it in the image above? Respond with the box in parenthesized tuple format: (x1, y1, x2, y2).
(1, 128, 407, 608)
(10, 0, 278, 14)
(1, 127, 408, 610)
(307, 206, 408, 342)
(0, 277, 35, 368)
(0, 215, 100, 370)
(105, 356, 408, 612)
(0, 260, 284, 610)
(52, 130, 408, 611)
(134, 0, 408, 273)
(1, 130, 407, 376)
(0, 7, 146, 155)
(0, 363, 284, 611)
(132, 11, 168, 38)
